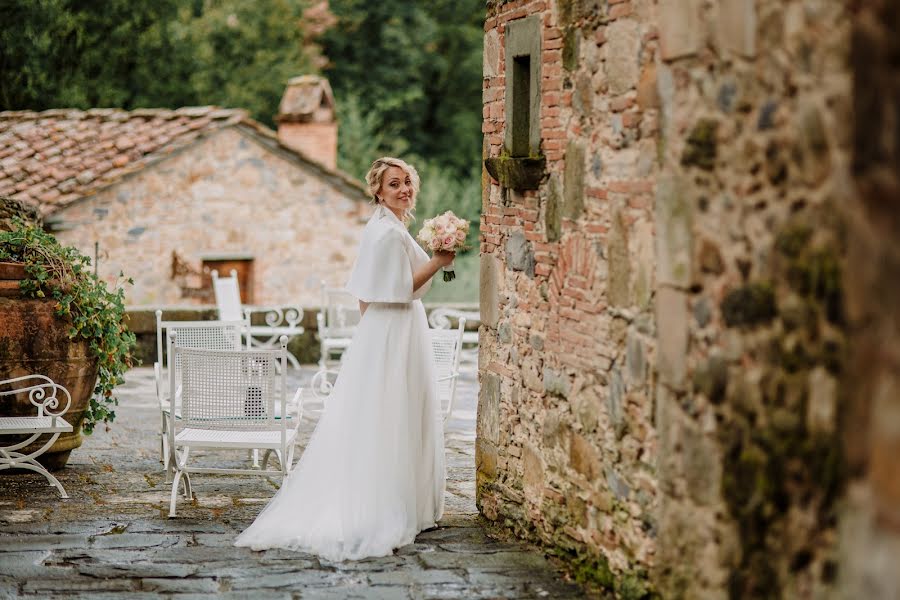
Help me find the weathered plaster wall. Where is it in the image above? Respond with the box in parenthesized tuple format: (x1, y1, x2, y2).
(52, 128, 368, 307)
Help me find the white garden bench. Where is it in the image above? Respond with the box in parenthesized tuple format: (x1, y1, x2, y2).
(0, 375, 73, 498)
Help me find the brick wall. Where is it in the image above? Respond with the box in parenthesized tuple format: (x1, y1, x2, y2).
(477, 0, 894, 598)
(52, 127, 368, 307)
(479, 0, 660, 590)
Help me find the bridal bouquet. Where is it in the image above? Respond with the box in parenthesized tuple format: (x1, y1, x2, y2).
(417, 210, 470, 281)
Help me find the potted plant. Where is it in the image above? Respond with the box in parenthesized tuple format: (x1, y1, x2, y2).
(0, 215, 136, 469)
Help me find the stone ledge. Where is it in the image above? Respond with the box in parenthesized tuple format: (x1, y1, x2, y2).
(484, 156, 547, 190)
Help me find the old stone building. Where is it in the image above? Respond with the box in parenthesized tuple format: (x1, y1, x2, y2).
(0, 76, 369, 307)
(478, 0, 899, 598)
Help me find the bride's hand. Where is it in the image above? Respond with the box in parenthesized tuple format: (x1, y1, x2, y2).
(433, 250, 456, 267)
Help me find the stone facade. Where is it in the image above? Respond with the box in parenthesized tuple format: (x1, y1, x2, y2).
(479, 0, 660, 591)
(479, 0, 899, 598)
(52, 127, 369, 307)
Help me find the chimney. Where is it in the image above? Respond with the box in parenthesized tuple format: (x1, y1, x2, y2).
(276, 75, 338, 170)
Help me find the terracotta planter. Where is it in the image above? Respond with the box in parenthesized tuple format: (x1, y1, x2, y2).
(0, 261, 99, 470)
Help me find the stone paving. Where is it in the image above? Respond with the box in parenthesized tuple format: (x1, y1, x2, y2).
(0, 364, 590, 599)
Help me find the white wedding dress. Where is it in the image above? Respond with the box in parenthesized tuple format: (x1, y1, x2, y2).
(234, 204, 445, 561)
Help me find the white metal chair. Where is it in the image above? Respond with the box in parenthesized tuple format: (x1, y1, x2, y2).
(428, 307, 479, 365)
(211, 269, 305, 370)
(0, 375, 73, 498)
(154, 311, 249, 467)
(166, 334, 302, 517)
(316, 281, 361, 369)
(430, 319, 466, 423)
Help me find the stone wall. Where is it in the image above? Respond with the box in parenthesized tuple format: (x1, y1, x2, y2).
(478, 0, 660, 592)
(837, 1, 900, 597)
(477, 0, 894, 598)
(654, 1, 851, 598)
(51, 127, 368, 307)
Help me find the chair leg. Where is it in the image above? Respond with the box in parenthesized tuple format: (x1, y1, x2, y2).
(251, 449, 260, 468)
(169, 470, 184, 517)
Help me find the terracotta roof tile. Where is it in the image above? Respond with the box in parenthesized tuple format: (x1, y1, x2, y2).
(0, 107, 249, 214)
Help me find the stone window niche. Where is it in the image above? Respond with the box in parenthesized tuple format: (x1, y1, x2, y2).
(484, 15, 546, 191)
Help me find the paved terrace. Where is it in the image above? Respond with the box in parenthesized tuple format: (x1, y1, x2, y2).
(0, 365, 590, 599)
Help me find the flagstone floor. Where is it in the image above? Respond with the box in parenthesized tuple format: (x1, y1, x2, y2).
(0, 364, 590, 599)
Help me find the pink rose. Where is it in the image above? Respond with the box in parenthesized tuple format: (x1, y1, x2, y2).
(455, 229, 466, 241)
(443, 235, 455, 249)
(430, 237, 442, 250)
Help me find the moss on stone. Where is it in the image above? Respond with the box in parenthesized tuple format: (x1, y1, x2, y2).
(721, 282, 777, 327)
(484, 155, 546, 190)
(786, 248, 844, 324)
(563, 28, 580, 72)
(775, 223, 813, 258)
(680, 119, 719, 170)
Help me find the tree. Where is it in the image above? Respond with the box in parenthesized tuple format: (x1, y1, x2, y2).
(321, 0, 484, 177)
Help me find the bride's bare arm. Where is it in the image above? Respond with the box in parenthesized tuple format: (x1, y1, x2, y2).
(413, 251, 455, 292)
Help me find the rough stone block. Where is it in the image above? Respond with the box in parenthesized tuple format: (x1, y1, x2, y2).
(545, 174, 562, 242)
(480, 254, 501, 328)
(656, 286, 688, 389)
(605, 18, 641, 95)
(484, 29, 501, 78)
(563, 141, 586, 220)
(506, 231, 535, 277)
(478, 373, 500, 445)
(608, 207, 630, 308)
(659, 0, 703, 60)
(717, 0, 756, 58)
(569, 432, 601, 480)
(655, 175, 693, 288)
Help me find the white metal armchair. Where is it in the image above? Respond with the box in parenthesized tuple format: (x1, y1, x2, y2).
(430, 319, 466, 423)
(166, 334, 302, 518)
(428, 307, 479, 365)
(154, 311, 249, 467)
(211, 269, 305, 370)
(316, 282, 361, 369)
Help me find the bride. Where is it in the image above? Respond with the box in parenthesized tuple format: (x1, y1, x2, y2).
(235, 157, 456, 561)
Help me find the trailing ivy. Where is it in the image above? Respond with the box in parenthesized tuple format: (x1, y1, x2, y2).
(0, 219, 136, 433)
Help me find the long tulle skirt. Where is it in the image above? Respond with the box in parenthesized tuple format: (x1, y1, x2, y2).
(234, 300, 445, 561)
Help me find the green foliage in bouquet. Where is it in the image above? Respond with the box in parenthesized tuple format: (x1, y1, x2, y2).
(0, 219, 136, 433)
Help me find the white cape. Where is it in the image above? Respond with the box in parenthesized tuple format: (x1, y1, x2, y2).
(235, 205, 445, 561)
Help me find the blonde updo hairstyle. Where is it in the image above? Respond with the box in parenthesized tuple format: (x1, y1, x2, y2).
(365, 156, 420, 225)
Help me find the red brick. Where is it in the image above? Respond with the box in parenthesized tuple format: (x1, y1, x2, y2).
(546, 150, 564, 161)
(622, 112, 641, 128)
(546, 27, 562, 40)
(535, 263, 553, 277)
(544, 64, 562, 78)
(524, 231, 544, 242)
(542, 92, 561, 107)
(543, 38, 564, 50)
(610, 96, 634, 112)
(586, 187, 608, 199)
(608, 180, 653, 194)
(543, 77, 562, 91)
(595, 28, 606, 45)
(609, 2, 632, 18)
(521, 208, 539, 221)
(584, 223, 609, 234)
(501, 216, 518, 226)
